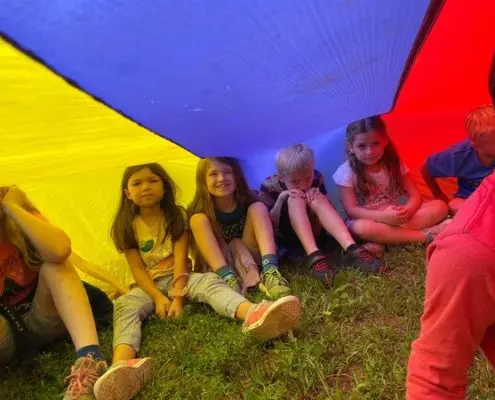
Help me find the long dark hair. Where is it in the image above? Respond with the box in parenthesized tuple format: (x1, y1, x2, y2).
(345, 116, 404, 200)
(111, 163, 186, 252)
(187, 157, 257, 268)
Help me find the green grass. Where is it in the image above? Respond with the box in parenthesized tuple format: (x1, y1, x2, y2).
(2, 246, 495, 399)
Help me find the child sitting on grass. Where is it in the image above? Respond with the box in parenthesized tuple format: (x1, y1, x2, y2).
(259, 144, 384, 288)
(94, 163, 301, 400)
(333, 116, 449, 247)
(421, 104, 495, 216)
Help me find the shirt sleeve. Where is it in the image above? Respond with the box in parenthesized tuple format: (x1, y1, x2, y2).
(332, 162, 355, 188)
(259, 176, 280, 208)
(426, 148, 462, 178)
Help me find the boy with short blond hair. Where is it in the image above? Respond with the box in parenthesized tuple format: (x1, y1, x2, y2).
(259, 144, 383, 287)
(421, 104, 495, 215)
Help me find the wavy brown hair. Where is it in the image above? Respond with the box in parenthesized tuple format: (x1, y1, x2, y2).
(187, 157, 257, 269)
(0, 186, 43, 268)
(345, 116, 404, 202)
(111, 163, 186, 252)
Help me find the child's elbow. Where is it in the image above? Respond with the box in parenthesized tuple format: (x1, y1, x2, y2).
(51, 237, 72, 263)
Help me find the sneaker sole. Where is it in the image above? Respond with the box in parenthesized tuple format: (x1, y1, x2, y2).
(244, 295, 301, 341)
(94, 358, 153, 400)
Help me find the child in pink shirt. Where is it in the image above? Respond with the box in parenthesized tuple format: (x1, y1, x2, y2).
(407, 54, 495, 400)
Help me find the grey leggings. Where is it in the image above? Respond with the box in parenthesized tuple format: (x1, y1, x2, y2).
(113, 272, 246, 352)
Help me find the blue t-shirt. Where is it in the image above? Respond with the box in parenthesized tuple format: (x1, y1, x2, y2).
(426, 139, 495, 198)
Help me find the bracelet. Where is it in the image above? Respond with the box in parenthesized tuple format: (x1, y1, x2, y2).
(171, 273, 189, 286)
(169, 273, 190, 298)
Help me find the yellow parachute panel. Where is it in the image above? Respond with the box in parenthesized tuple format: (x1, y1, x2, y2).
(0, 39, 199, 293)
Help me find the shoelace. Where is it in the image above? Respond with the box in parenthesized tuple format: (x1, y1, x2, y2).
(312, 258, 330, 273)
(356, 247, 376, 263)
(264, 269, 289, 287)
(64, 358, 100, 399)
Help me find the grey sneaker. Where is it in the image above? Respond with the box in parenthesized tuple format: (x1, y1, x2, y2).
(63, 355, 107, 400)
(259, 268, 291, 299)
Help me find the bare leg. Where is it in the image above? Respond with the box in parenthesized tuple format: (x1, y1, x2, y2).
(351, 219, 426, 245)
(190, 213, 228, 271)
(287, 196, 319, 255)
(36, 260, 99, 351)
(406, 200, 449, 230)
(308, 193, 355, 250)
(242, 202, 276, 256)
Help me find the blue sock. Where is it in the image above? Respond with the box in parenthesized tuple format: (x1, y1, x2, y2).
(216, 265, 237, 280)
(261, 254, 279, 274)
(76, 344, 104, 361)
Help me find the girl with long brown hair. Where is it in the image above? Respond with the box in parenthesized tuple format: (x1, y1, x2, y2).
(333, 116, 449, 246)
(95, 163, 301, 400)
(188, 157, 291, 299)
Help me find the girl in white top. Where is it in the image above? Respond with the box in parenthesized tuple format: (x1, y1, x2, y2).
(333, 116, 449, 245)
(93, 163, 301, 400)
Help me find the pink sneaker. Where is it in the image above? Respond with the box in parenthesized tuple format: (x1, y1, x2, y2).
(242, 295, 301, 341)
(63, 355, 107, 400)
(93, 358, 153, 400)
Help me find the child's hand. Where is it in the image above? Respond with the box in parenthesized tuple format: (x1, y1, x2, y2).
(168, 297, 185, 319)
(393, 205, 414, 221)
(305, 188, 321, 204)
(153, 294, 171, 320)
(382, 205, 407, 226)
(288, 189, 305, 199)
(1, 186, 27, 208)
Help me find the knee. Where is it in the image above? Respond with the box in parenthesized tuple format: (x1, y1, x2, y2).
(189, 213, 211, 232)
(247, 201, 268, 217)
(202, 272, 223, 285)
(350, 219, 377, 237)
(432, 199, 449, 218)
(308, 193, 332, 211)
(38, 259, 78, 279)
(113, 294, 141, 320)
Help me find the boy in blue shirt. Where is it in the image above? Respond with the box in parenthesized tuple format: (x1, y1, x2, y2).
(421, 105, 495, 215)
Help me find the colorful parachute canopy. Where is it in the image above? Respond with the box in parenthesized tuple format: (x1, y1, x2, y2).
(0, 0, 493, 291)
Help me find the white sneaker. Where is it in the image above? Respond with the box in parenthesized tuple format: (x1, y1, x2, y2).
(94, 358, 152, 400)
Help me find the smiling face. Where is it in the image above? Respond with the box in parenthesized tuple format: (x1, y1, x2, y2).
(124, 167, 165, 208)
(349, 130, 388, 168)
(205, 159, 237, 198)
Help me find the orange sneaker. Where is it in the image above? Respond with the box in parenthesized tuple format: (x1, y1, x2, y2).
(242, 295, 301, 341)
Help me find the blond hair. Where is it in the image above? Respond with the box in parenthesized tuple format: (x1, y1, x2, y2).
(275, 144, 315, 177)
(465, 105, 495, 143)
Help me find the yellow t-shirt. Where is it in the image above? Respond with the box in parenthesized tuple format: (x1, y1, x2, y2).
(132, 215, 174, 283)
